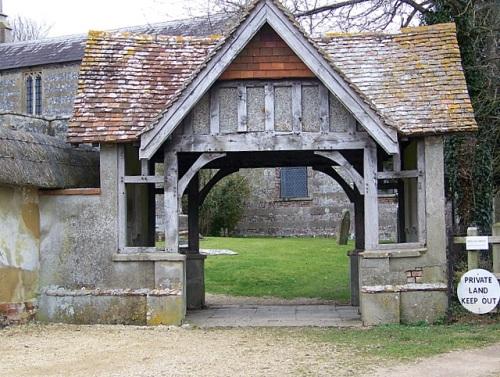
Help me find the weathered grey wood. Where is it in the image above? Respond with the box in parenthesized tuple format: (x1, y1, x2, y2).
(314, 151, 364, 194)
(397, 181, 406, 243)
(139, 2, 268, 159)
(187, 173, 200, 254)
(319, 84, 329, 133)
(292, 82, 302, 133)
(147, 183, 156, 245)
(376, 170, 419, 179)
(467, 227, 480, 270)
(237, 85, 247, 133)
(393, 153, 401, 172)
(117, 145, 127, 252)
(210, 87, 220, 135)
(172, 132, 369, 153)
(363, 143, 379, 249)
(178, 153, 226, 197)
(417, 139, 427, 243)
(122, 175, 164, 184)
(264, 0, 399, 154)
(264, 84, 274, 132)
(199, 168, 239, 205)
(354, 198, 365, 249)
(493, 223, 500, 275)
(164, 149, 179, 252)
(312, 165, 358, 202)
(454, 236, 500, 244)
(140, 159, 150, 176)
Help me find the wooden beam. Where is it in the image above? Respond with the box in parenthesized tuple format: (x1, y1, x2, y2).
(417, 139, 426, 243)
(199, 168, 239, 206)
(364, 143, 379, 249)
(292, 82, 302, 133)
(314, 151, 364, 194)
(164, 149, 179, 252)
(264, 84, 274, 132)
(376, 170, 419, 179)
(122, 175, 164, 184)
(117, 145, 127, 252)
(187, 173, 200, 253)
(172, 132, 369, 153)
(237, 85, 247, 133)
(139, 2, 268, 159)
(264, 1, 399, 154)
(319, 84, 329, 133)
(210, 87, 220, 135)
(178, 153, 226, 197)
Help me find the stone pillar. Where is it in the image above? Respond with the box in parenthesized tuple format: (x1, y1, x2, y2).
(185, 254, 207, 309)
(164, 149, 179, 252)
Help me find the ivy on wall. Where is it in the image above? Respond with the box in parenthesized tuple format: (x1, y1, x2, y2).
(424, 1, 499, 234)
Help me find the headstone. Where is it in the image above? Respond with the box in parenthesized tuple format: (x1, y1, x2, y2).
(337, 209, 350, 245)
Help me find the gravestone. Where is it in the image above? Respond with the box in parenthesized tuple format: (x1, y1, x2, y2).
(337, 209, 350, 245)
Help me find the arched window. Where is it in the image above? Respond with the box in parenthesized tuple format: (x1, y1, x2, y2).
(25, 72, 42, 115)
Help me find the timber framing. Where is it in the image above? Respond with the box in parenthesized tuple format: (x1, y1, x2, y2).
(139, 0, 399, 159)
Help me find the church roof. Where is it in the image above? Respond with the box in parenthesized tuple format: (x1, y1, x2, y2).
(0, 14, 231, 71)
(67, 3, 477, 144)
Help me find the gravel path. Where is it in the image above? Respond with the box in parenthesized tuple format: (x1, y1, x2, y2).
(0, 324, 382, 377)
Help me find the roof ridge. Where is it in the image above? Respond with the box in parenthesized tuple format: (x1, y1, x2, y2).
(87, 30, 224, 42)
(321, 22, 456, 40)
(0, 13, 229, 47)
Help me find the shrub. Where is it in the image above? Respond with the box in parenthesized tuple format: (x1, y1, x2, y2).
(200, 172, 250, 236)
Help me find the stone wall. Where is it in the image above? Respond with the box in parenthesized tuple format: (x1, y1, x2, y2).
(234, 168, 398, 239)
(0, 62, 79, 117)
(0, 185, 40, 325)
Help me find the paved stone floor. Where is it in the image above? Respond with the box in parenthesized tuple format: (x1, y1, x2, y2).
(185, 304, 362, 327)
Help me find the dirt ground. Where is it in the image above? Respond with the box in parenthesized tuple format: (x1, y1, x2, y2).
(0, 323, 384, 377)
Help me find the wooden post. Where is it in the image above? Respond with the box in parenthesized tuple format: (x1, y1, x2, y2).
(187, 173, 200, 254)
(363, 144, 379, 250)
(493, 223, 500, 275)
(164, 149, 179, 253)
(467, 226, 480, 270)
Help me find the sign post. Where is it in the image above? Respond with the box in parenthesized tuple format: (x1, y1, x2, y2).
(465, 227, 489, 270)
(457, 269, 500, 314)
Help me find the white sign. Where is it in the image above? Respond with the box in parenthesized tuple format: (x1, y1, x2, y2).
(457, 269, 500, 314)
(465, 236, 489, 250)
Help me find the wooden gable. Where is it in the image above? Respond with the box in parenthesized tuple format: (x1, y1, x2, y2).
(220, 24, 314, 80)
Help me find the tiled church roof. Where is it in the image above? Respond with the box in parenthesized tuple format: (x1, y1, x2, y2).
(68, 9, 477, 143)
(0, 15, 231, 71)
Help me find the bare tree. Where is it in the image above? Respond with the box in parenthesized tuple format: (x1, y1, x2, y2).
(10, 15, 51, 42)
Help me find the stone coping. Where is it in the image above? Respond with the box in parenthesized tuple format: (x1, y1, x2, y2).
(361, 247, 426, 259)
(41, 287, 182, 297)
(112, 253, 186, 262)
(40, 188, 101, 196)
(361, 283, 447, 294)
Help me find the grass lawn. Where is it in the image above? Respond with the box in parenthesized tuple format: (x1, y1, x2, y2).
(305, 322, 500, 360)
(201, 236, 352, 302)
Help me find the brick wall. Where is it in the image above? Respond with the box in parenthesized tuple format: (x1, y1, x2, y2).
(220, 25, 314, 80)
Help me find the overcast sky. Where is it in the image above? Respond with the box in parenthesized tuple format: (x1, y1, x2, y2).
(3, 0, 209, 37)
